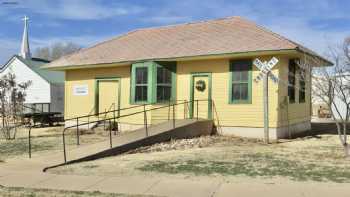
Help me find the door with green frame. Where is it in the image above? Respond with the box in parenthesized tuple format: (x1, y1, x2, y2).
(190, 73, 212, 119)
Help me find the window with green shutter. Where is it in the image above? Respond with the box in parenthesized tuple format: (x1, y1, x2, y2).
(229, 60, 252, 104)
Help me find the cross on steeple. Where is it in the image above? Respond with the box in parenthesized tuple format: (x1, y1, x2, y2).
(20, 15, 31, 60)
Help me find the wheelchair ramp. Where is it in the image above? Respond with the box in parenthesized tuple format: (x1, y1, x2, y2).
(44, 119, 213, 171)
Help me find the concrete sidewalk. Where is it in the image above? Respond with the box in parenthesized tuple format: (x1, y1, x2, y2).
(1, 166, 350, 197)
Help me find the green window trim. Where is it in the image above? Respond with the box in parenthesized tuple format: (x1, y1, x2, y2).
(189, 72, 213, 119)
(130, 62, 153, 104)
(229, 59, 252, 104)
(130, 61, 176, 105)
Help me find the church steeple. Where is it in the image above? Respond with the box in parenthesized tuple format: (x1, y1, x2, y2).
(20, 16, 31, 60)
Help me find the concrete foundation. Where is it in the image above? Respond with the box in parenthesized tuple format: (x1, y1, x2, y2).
(220, 121, 311, 140)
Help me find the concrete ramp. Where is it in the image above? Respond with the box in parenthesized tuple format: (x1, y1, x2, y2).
(44, 119, 213, 171)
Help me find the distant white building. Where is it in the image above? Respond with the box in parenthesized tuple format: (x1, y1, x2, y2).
(312, 73, 350, 120)
(0, 16, 64, 113)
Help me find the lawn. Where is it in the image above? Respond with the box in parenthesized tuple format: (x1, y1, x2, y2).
(0, 185, 158, 197)
(0, 126, 113, 162)
(48, 134, 350, 183)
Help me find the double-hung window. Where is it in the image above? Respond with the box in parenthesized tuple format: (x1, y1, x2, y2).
(134, 67, 148, 102)
(156, 66, 172, 102)
(229, 60, 252, 104)
(299, 66, 306, 103)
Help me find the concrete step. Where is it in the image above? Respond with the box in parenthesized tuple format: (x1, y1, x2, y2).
(44, 119, 214, 171)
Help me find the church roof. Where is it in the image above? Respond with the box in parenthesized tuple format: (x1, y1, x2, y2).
(1, 55, 64, 84)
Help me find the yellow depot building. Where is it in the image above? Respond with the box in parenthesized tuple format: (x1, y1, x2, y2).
(45, 16, 331, 139)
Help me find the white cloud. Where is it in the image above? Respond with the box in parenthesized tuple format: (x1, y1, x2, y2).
(30, 34, 113, 49)
(142, 16, 192, 25)
(2, 0, 144, 20)
(266, 18, 348, 55)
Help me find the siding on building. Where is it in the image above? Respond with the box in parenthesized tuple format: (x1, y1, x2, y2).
(0, 57, 51, 104)
(64, 53, 311, 129)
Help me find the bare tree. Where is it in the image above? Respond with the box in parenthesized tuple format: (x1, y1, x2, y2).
(0, 73, 31, 140)
(312, 37, 350, 156)
(34, 42, 81, 61)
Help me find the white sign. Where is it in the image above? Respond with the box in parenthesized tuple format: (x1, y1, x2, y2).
(253, 57, 279, 84)
(73, 85, 89, 96)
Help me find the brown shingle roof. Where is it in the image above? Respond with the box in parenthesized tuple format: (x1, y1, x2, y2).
(45, 16, 329, 69)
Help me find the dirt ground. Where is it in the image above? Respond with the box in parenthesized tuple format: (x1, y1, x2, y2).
(48, 133, 350, 184)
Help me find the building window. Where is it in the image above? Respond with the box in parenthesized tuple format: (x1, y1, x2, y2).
(131, 61, 176, 104)
(299, 67, 306, 103)
(156, 66, 172, 102)
(134, 67, 148, 102)
(229, 60, 252, 104)
(288, 59, 296, 103)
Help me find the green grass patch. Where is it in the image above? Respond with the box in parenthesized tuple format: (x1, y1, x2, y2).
(138, 152, 350, 183)
(0, 185, 156, 197)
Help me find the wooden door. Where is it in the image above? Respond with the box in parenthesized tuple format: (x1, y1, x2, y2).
(98, 80, 120, 117)
(190, 73, 212, 119)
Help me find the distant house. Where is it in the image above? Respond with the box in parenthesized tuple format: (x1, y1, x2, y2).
(0, 16, 64, 114)
(45, 16, 331, 139)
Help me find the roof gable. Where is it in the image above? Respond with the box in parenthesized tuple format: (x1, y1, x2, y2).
(1, 55, 64, 84)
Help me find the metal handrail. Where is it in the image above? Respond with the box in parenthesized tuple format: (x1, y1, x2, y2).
(102, 103, 115, 130)
(86, 105, 96, 130)
(212, 101, 222, 134)
(28, 124, 33, 158)
(64, 104, 150, 122)
(61, 99, 213, 163)
(102, 103, 115, 119)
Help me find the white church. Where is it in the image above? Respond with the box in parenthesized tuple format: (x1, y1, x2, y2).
(0, 17, 64, 114)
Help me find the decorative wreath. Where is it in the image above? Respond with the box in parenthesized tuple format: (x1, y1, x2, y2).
(195, 80, 206, 92)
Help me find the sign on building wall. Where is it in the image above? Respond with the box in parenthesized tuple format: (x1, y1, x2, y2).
(73, 84, 88, 96)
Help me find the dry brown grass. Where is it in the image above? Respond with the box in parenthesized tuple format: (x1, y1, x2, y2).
(48, 134, 350, 183)
(0, 185, 158, 197)
(0, 126, 115, 161)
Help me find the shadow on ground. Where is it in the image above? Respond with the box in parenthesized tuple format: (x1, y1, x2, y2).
(290, 122, 350, 139)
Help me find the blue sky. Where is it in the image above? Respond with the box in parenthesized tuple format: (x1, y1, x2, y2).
(0, 0, 349, 65)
